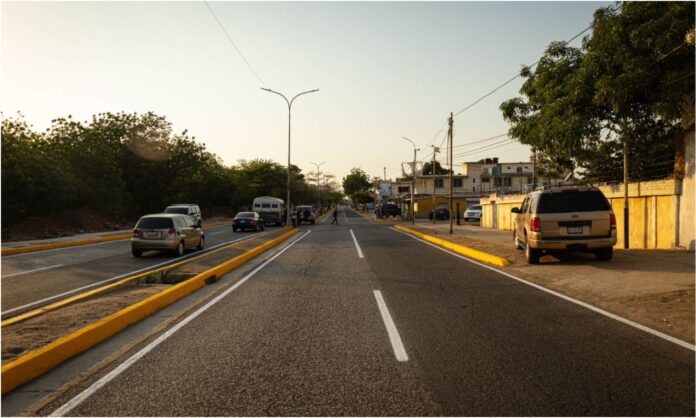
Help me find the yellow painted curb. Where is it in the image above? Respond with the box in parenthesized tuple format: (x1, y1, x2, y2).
(315, 210, 332, 223)
(2, 230, 253, 328)
(395, 225, 510, 267)
(1, 228, 299, 394)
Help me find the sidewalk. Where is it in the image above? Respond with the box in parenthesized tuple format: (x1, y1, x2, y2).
(371, 214, 695, 344)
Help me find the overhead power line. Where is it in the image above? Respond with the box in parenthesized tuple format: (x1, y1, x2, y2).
(451, 3, 624, 118)
(204, 1, 267, 87)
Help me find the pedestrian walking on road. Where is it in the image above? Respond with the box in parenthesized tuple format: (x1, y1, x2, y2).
(331, 208, 339, 225)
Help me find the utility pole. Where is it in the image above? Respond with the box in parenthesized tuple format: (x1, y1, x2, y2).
(448, 112, 454, 234)
(383, 167, 387, 181)
(623, 137, 629, 249)
(430, 145, 439, 224)
(401, 137, 419, 225)
(531, 147, 537, 190)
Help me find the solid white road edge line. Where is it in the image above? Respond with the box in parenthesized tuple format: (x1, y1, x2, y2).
(2, 264, 65, 278)
(50, 230, 311, 417)
(349, 229, 365, 258)
(1, 224, 232, 258)
(390, 227, 696, 352)
(373, 290, 409, 362)
(1, 233, 266, 317)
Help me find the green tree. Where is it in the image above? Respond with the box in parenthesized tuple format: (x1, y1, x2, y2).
(421, 160, 451, 175)
(500, 2, 694, 182)
(342, 167, 372, 203)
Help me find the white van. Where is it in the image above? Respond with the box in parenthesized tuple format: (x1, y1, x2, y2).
(252, 196, 285, 226)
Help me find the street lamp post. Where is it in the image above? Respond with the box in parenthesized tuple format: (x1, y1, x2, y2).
(261, 88, 319, 226)
(310, 161, 326, 210)
(401, 137, 419, 225)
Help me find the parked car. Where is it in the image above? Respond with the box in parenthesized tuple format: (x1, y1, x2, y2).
(294, 205, 315, 225)
(164, 204, 202, 227)
(131, 213, 204, 257)
(384, 203, 401, 217)
(463, 205, 482, 222)
(511, 186, 617, 264)
(429, 206, 450, 220)
(233, 211, 265, 232)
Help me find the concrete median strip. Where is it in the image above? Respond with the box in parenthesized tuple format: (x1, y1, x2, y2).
(0, 228, 299, 394)
(1, 233, 263, 327)
(1, 221, 233, 256)
(394, 224, 510, 267)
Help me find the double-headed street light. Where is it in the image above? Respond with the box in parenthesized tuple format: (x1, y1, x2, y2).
(261, 87, 319, 226)
(310, 161, 326, 207)
(401, 137, 419, 225)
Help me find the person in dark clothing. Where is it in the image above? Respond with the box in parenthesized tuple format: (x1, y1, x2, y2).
(331, 207, 339, 225)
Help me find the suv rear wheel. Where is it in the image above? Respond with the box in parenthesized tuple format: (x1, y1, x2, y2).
(595, 246, 613, 261)
(525, 239, 541, 264)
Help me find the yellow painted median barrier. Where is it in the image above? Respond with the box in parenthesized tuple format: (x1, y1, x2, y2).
(1, 228, 299, 394)
(395, 225, 510, 267)
(1, 222, 233, 256)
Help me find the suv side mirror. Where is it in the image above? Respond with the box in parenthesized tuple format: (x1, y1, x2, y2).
(511, 207, 521, 214)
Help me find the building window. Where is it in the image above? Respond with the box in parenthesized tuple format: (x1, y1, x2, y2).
(453, 178, 462, 188)
(495, 177, 512, 187)
(481, 177, 489, 183)
(434, 179, 444, 188)
(473, 178, 476, 183)
(517, 167, 523, 173)
(398, 186, 410, 193)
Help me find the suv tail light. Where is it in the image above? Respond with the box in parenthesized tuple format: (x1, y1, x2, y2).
(610, 213, 617, 230)
(167, 227, 177, 238)
(132, 228, 140, 238)
(530, 217, 541, 232)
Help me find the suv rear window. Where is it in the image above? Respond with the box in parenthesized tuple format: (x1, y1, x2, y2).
(164, 207, 188, 215)
(537, 191, 610, 214)
(137, 217, 174, 229)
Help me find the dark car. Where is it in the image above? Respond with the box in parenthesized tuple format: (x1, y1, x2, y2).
(429, 206, 450, 220)
(384, 203, 401, 217)
(233, 211, 265, 232)
(164, 204, 202, 227)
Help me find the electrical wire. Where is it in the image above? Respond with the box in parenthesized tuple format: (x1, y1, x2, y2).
(204, 1, 267, 87)
(451, 3, 624, 118)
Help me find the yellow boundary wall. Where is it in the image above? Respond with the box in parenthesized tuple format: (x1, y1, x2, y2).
(394, 225, 510, 267)
(1, 221, 233, 256)
(1, 228, 299, 394)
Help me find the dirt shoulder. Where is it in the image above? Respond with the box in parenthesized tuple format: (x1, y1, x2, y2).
(409, 224, 695, 344)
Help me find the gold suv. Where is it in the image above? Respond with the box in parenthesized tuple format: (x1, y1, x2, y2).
(511, 186, 617, 264)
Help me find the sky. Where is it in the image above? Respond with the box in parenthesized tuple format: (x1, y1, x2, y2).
(2, 1, 610, 183)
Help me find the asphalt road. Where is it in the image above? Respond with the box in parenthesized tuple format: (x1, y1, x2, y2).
(42, 207, 695, 415)
(1, 223, 266, 317)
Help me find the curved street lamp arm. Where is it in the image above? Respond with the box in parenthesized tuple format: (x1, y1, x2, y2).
(260, 87, 290, 108)
(290, 89, 320, 108)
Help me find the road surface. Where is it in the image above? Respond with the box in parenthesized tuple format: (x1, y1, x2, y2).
(40, 207, 693, 416)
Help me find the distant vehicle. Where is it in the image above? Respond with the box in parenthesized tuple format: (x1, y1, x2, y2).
(511, 185, 617, 264)
(430, 205, 450, 220)
(463, 205, 482, 222)
(384, 203, 401, 218)
(252, 196, 284, 226)
(233, 211, 265, 232)
(131, 213, 204, 257)
(164, 204, 202, 227)
(294, 205, 315, 225)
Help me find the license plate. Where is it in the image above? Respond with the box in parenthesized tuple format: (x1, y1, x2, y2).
(567, 226, 583, 234)
(145, 231, 159, 239)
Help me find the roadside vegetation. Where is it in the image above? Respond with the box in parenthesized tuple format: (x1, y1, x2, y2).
(500, 2, 694, 183)
(1, 111, 342, 234)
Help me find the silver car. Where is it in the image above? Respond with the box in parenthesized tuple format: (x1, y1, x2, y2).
(131, 214, 205, 257)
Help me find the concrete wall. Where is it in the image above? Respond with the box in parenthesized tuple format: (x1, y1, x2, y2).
(679, 129, 695, 250)
(480, 178, 692, 250)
